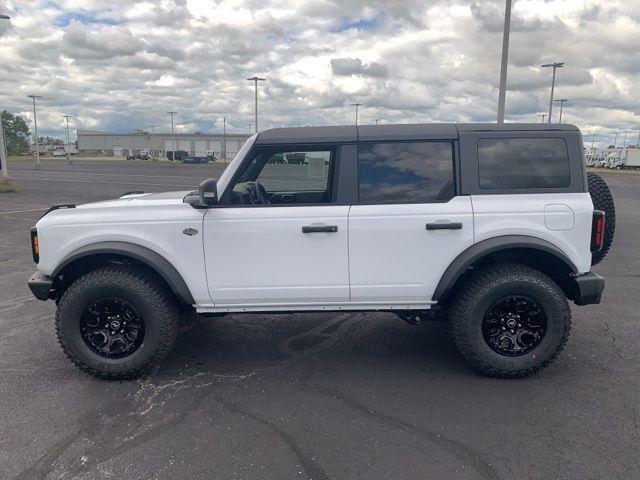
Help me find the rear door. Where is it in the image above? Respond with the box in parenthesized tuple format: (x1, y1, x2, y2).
(348, 140, 474, 306)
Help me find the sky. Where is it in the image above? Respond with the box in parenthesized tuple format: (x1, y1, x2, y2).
(0, 0, 639, 147)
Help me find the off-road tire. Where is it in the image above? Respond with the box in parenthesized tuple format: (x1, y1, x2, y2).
(587, 172, 615, 265)
(449, 263, 571, 379)
(56, 265, 179, 380)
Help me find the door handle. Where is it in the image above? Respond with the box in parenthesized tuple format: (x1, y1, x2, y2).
(426, 222, 462, 230)
(302, 225, 338, 233)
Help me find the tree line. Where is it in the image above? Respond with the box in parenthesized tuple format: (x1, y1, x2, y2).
(1, 110, 66, 155)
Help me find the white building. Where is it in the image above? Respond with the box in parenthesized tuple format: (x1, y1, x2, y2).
(78, 130, 252, 159)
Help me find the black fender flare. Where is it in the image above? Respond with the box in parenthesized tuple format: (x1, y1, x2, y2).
(52, 241, 195, 305)
(432, 235, 579, 303)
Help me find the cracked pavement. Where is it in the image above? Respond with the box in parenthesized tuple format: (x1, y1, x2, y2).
(1, 160, 639, 479)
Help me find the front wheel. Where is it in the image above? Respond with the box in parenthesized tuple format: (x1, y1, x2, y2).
(56, 265, 180, 380)
(449, 264, 571, 378)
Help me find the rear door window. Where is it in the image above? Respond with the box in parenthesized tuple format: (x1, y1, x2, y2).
(358, 141, 455, 204)
(478, 138, 570, 189)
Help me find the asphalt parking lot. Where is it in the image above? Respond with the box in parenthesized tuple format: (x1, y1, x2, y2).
(1, 159, 639, 479)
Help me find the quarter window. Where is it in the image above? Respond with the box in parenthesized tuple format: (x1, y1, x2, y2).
(478, 138, 571, 189)
(358, 142, 455, 204)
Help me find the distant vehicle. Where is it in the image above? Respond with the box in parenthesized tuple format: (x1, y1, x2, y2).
(183, 155, 209, 164)
(623, 149, 640, 168)
(52, 147, 66, 157)
(606, 152, 625, 169)
(166, 150, 188, 161)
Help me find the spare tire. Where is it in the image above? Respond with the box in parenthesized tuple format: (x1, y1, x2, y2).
(587, 172, 615, 265)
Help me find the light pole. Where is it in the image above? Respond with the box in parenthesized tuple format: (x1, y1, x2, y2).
(167, 112, 176, 160)
(0, 14, 9, 180)
(246, 76, 266, 133)
(247, 123, 252, 134)
(28, 95, 42, 170)
(541, 62, 564, 124)
(622, 131, 628, 149)
(222, 116, 227, 166)
(374, 119, 380, 125)
(351, 103, 362, 125)
(537, 114, 547, 123)
(497, 0, 512, 123)
(148, 124, 157, 157)
(554, 99, 567, 123)
(62, 115, 73, 164)
(613, 132, 620, 148)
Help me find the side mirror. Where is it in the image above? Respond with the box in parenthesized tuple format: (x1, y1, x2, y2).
(198, 178, 218, 206)
(184, 178, 218, 208)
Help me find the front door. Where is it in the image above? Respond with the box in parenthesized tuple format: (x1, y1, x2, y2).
(348, 140, 474, 306)
(203, 145, 350, 310)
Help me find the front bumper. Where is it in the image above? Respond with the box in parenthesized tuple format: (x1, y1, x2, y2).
(573, 272, 605, 306)
(28, 271, 54, 301)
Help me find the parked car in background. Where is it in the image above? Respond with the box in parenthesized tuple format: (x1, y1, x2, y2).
(166, 150, 188, 161)
(183, 155, 209, 164)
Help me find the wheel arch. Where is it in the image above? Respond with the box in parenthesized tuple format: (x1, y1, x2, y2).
(433, 235, 578, 304)
(52, 241, 195, 306)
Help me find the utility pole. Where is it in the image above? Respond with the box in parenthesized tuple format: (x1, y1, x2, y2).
(496, 0, 512, 123)
(0, 117, 9, 180)
(148, 124, 157, 157)
(246, 76, 266, 133)
(374, 119, 380, 125)
(167, 112, 176, 160)
(622, 131, 628, 149)
(351, 103, 362, 125)
(0, 14, 10, 179)
(247, 123, 252, 134)
(537, 114, 547, 123)
(222, 116, 227, 167)
(554, 99, 567, 123)
(613, 132, 619, 148)
(62, 115, 73, 164)
(28, 95, 42, 170)
(541, 62, 564, 123)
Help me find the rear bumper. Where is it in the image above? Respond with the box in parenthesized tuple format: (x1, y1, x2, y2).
(28, 271, 54, 301)
(573, 272, 605, 306)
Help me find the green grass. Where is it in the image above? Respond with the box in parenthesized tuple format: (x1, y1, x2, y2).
(0, 178, 19, 192)
(587, 167, 640, 176)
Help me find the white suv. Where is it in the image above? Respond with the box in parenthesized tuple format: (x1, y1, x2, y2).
(28, 123, 615, 379)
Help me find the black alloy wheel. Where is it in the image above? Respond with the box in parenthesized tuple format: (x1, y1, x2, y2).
(482, 295, 547, 357)
(80, 298, 145, 359)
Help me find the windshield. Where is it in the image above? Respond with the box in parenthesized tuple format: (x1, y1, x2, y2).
(216, 134, 257, 196)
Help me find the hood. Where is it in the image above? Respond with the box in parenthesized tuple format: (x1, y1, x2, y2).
(76, 190, 193, 209)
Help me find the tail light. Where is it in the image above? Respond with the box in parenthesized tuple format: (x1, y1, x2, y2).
(591, 210, 605, 252)
(30, 227, 39, 263)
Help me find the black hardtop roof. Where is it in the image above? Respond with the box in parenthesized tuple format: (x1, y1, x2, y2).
(255, 123, 579, 145)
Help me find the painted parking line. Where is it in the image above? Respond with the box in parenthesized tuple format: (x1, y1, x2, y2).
(9, 169, 210, 180)
(0, 208, 46, 215)
(8, 175, 195, 188)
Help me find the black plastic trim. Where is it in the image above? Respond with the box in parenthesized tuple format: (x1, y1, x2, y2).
(52, 242, 195, 305)
(432, 235, 579, 302)
(573, 272, 604, 305)
(28, 271, 53, 301)
(40, 204, 76, 219)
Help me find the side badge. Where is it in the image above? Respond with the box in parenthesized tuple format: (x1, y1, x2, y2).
(182, 227, 199, 236)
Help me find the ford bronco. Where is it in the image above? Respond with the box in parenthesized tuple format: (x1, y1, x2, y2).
(27, 123, 615, 379)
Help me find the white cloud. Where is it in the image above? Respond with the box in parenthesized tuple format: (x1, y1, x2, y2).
(0, 0, 638, 147)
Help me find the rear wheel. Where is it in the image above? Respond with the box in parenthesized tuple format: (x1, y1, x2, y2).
(56, 265, 179, 380)
(587, 172, 615, 265)
(449, 264, 571, 378)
